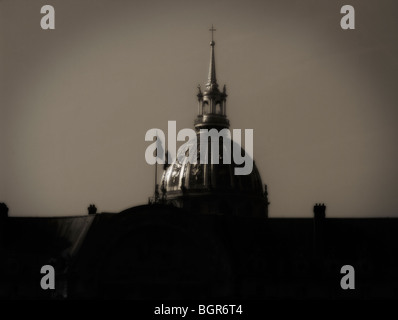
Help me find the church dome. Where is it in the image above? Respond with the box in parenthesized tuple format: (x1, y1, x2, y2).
(154, 26, 269, 218)
(161, 137, 263, 195)
(160, 137, 268, 217)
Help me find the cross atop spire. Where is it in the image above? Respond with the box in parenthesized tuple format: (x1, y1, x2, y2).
(207, 24, 217, 87)
(209, 24, 216, 42)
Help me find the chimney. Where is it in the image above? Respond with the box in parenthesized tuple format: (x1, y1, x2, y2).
(313, 203, 326, 270)
(0, 203, 8, 219)
(87, 204, 97, 215)
(314, 203, 326, 220)
(0, 203, 9, 248)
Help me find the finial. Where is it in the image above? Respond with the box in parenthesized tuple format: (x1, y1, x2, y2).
(197, 85, 203, 101)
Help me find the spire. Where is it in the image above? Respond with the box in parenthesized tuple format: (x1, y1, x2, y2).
(206, 25, 217, 88)
(194, 26, 229, 131)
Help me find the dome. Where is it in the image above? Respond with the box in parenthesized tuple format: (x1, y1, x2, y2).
(153, 29, 269, 218)
(162, 137, 263, 193)
(160, 136, 268, 217)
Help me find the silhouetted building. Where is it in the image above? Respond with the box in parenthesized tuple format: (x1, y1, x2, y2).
(1, 204, 398, 299)
(1, 31, 397, 300)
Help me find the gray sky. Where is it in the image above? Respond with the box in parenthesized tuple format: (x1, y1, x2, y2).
(1, 0, 398, 217)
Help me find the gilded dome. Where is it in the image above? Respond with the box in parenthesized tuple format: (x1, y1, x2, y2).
(161, 137, 263, 195)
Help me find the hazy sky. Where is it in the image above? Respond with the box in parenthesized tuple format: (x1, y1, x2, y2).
(1, 0, 398, 217)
